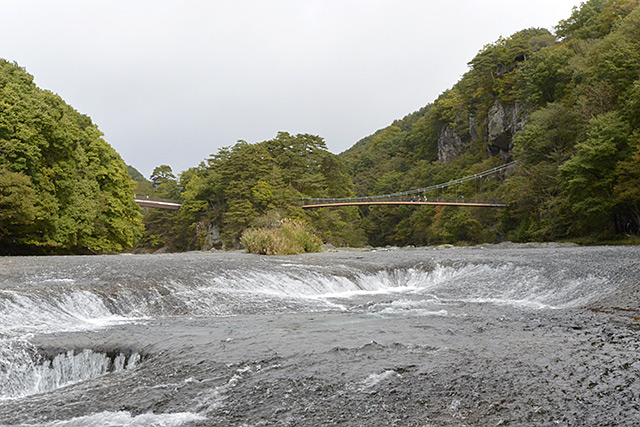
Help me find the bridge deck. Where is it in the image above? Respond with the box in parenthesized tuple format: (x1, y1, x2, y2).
(302, 200, 507, 208)
(135, 199, 182, 210)
(133, 198, 506, 210)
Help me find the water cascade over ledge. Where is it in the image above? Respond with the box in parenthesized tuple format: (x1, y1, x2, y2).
(0, 246, 638, 425)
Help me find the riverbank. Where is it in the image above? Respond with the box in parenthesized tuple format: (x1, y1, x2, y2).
(128, 236, 640, 256)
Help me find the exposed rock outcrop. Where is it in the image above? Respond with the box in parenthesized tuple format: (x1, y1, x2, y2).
(486, 101, 527, 157)
(437, 125, 468, 163)
(202, 224, 222, 250)
(437, 101, 527, 162)
(437, 114, 479, 162)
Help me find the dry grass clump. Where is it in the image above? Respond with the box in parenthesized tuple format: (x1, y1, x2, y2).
(240, 219, 323, 255)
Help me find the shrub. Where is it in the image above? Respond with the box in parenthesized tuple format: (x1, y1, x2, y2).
(240, 219, 323, 255)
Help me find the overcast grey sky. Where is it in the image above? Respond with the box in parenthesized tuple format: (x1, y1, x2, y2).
(2, 0, 580, 178)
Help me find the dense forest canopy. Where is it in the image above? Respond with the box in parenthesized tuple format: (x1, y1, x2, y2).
(138, 132, 365, 251)
(0, 60, 143, 254)
(340, 0, 640, 246)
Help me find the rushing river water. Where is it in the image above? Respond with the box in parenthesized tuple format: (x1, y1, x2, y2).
(1, 245, 639, 426)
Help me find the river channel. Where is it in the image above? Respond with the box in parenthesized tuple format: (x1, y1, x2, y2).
(1, 245, 639, 425)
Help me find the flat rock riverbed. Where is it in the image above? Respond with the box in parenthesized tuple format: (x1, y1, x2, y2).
(1, 245, 639, 425)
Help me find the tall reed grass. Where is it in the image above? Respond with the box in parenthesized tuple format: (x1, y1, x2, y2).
(240, 219, 323, 255)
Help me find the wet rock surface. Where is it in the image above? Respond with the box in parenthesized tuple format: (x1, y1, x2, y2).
(0, 245, 639, 425)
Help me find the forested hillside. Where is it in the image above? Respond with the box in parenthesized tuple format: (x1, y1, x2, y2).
(0, 60, 143, 254)
(138, 132, 366, 251)
(343, 0, 640, 245)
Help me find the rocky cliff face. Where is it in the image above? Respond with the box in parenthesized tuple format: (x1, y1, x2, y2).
(437, 113, 479, 162)
(437, 101, 526, 162)
(437, 124, 468, 163)
(486, 101, 527, 157)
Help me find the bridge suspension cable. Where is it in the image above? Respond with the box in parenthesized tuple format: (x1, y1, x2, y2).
(301, 161, 517, 204)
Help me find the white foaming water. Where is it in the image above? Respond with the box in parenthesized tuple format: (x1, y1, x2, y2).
(361, 370, 400, 390)
(199, 263, 604, 311)
(0, 339, 141, 399)
(0, 263, 607, 341)
(372, 299, 449, 317)
(25, 410, 206, 426)
(196, 268, 438, 301)
(0, 289, 145, 335)
(412, 263, 608, 309)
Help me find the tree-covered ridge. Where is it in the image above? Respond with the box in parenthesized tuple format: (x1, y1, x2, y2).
(511, 0, 640, 241)
(340, 0, 640, 246)
(127, 164, 155, 197)
(140, 132, 366, 251)
(0, 60, 143, 254)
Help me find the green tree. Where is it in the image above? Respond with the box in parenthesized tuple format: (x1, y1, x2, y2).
(614, 135, 640, 233)
(556, 0, 638, 40)
(560, 112, 631, 235)
(0, 60, 143, 254)
(0, 170, 36, 248)
(517, 45, 574, 106)
(150, 165, 180, 198)
(127, 165, 155, 197)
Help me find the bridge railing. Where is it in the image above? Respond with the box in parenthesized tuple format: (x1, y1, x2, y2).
(300, 196, 506, 206)
(299, 161, 516, 206)
(134, 195, 182, 204)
